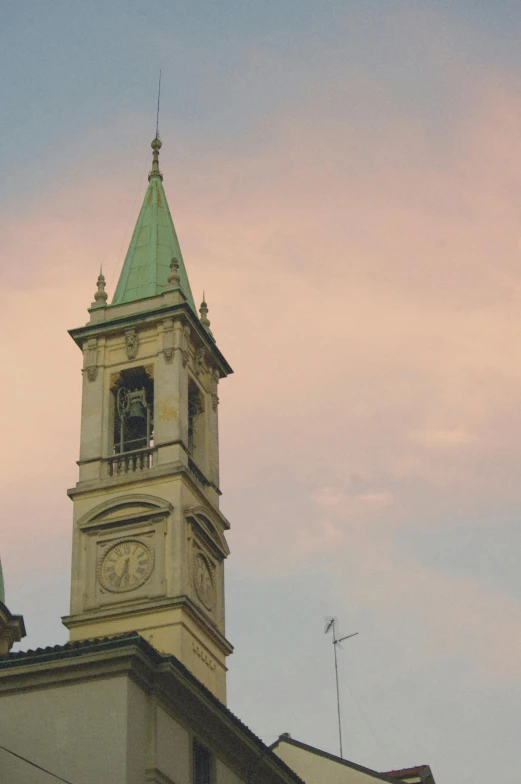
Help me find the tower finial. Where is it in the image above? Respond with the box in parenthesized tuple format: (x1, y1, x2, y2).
(149, 72, 164, 181)
(199, 292, 213, 335)
(149, 136, 163, 181)
(167, 256, 181, 287)
(92, 268, 108, 307)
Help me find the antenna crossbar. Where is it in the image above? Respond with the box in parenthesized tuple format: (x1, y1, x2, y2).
(336, 632, 359, 646)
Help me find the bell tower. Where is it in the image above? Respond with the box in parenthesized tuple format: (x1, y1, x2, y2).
(62, 137, 233, 702)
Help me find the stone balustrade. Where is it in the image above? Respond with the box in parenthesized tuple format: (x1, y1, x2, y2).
(106, 447, 155, 477)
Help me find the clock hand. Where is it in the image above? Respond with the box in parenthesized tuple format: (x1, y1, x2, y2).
(114, 558, 130, 588)
(121, 558, 130, 585)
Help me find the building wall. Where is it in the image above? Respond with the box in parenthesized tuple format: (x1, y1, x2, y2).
(149, 698, 191, 784)
(0, 675, 129, 784)
(216, 759, 244, 784)
(127, 676, 150, 784)
(0, 661, 289, 784)
(274, 742, 389, 784)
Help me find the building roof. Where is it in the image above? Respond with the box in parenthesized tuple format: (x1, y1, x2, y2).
(271, 735, 401, 783)
(383, 767, 429, 776)
(0, 631, 141, 667)
(112, 137, 196, 312)
(382, 766, 434, 783)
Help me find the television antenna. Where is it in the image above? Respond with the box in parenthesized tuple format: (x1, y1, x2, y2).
(325, 618, 359, 759)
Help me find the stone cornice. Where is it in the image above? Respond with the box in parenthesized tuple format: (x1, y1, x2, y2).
(67, 459, 224, 511)
(62, 595, 234, 657)
(185, 506, 231, 557)
(69, 299, 232, 378)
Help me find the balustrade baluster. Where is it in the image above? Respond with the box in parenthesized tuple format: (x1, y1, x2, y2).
(103, 448, 154, 477)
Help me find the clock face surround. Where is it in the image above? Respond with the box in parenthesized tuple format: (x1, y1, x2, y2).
(193, 552, 215, 611)
(99, 539, 154, 593)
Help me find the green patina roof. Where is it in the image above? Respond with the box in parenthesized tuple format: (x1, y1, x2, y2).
(112, 138, 196, 311)
(0, 558, 4, 604)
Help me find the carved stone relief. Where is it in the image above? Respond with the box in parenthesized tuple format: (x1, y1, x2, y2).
(125, 328, 139, 360)
(195, 348, 205, 376)
(163, 318, 174, 362)
(208, 367, 219, 407)
(83, 337, 98, 382)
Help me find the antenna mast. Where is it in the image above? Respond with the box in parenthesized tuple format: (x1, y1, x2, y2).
(325, 618, 359, 759)
(156, 70, 162, 139)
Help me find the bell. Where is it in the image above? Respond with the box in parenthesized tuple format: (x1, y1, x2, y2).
(128, 400, 147, 423)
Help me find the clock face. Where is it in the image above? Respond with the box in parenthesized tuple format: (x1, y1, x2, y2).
(193, 553, 215, 611)
(99, 540, 154, 593)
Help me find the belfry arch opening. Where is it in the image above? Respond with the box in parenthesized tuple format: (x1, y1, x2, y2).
(188, 379, 205, 463)
(112, 367, 154, 454)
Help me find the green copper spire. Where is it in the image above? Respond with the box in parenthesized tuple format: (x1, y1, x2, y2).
(112, 137, 196, 311)
(0, 558, 5, 605)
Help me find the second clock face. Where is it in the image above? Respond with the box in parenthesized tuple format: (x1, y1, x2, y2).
(194, 552, 215, 611)
(99, 540, 153, 593)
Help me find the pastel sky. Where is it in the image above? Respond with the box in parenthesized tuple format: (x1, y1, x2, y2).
(2, 2, 521, 783)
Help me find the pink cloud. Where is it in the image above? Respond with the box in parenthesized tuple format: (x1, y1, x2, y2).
(3, 48, 521, 678)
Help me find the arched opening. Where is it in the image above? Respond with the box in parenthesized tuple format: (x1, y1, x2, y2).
(188, 379, 205, 463)
(112, 367, 154, 454)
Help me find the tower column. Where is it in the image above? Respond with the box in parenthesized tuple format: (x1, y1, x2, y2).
(207, 369, 220, 489)
(155, 318, 189, 467)
(78, 337, 105, 482)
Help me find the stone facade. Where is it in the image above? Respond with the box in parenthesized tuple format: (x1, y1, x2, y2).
(63, 284, 233, 702)
(0, 635, 302, 784)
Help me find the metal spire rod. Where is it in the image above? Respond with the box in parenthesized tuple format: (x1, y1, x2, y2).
(325, 618, 359, 759)
(156, 70, 162, 139)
